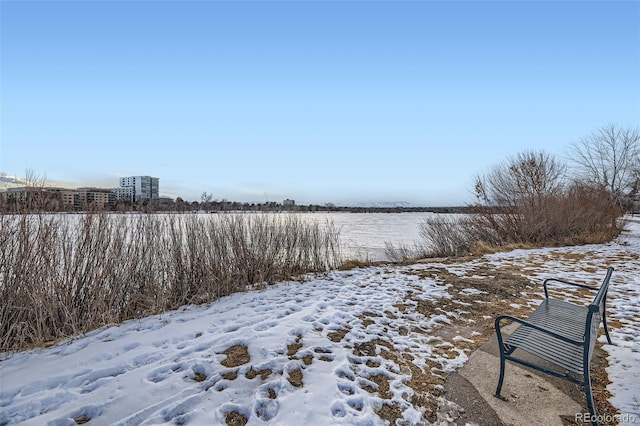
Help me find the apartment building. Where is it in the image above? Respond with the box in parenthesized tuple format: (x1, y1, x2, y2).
(61, 190, 76, 207)
(1, 187, 78, 211)
(116, 176, 159, 203)
(1, 176, 161, 211)
(76, 187, 115, 209)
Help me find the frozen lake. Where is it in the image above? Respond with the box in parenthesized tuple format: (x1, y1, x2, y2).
(293, 211, 450, 261)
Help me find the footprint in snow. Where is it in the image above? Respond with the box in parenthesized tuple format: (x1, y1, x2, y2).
(301, 314, 316, 322)
(253, 321, 278, 331)
(122, 342, 140, 352)
(330, 401, 348, 418)
(346, 396, 365, 412)
(254, 384, 281, 421)
(133, 352, 164, 368)
(147, 365, 176, 383)
(68, 366, 128, 389)
(337, 381, 357, 396)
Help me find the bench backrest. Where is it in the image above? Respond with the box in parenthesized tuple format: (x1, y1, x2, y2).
(586, 266, 614, 361)
(591, 266, 613, 312)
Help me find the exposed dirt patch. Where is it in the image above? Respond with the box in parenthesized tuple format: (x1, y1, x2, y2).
(318, 356, 333, 362)
(221, 345, 250, 368)
(366, 359, 381, 368)
(287, 335, 303, 357)
(353, 339, 394, 358)
(267, 388, 277, 399)
(376, 401, 404, 425)
(396, 351, 444, 421)
(607, 318, 625, 329)
(361, 318, 375, 328)
(221, 370, 237, 381)
(394, 303, 408, 314)
(365, 374, 391, 399)
(327, 329, 348, 343)
(359, 311, 381, 328)
(288, 368, 303, 387)
(301, 354, 313, 365)
(193, 372, 207, 382)
(245, 368, 272, 380)
(384, 310, 398, 319)
(225, 411, 248, 426)
(351, 334, 445, 424)
(405, 265, 538, 343)
(74, 415, 91, 425)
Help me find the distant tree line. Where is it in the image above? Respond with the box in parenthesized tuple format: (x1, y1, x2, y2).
(0, 176, 468, 214)
(172, 197, 467, 214)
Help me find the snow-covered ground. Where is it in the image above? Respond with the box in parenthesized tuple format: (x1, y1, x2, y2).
(1, 220, 638, 425)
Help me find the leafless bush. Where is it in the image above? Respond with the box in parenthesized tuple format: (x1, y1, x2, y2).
(383, 241, 425, 263)
(464, 183, 622, 248)
(419, 215, 477, 257)
(418, 151, 624, 258)
(0, 213, 340, 352)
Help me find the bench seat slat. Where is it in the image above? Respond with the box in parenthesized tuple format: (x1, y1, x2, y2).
(506, 330, 585, 373)
(510, 299, 588, 339)
(503, 299, 597, 375)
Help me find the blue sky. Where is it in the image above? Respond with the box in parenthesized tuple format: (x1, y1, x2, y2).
(1, 0, 639, 206)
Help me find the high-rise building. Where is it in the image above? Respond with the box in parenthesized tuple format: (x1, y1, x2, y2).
(116, 176, 159, 203)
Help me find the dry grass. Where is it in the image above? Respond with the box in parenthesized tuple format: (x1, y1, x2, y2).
(338, 259, 381, 270)
(0, 213, 341, 352)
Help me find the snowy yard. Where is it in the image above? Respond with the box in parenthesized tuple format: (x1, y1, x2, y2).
(1, 221, 639, 425)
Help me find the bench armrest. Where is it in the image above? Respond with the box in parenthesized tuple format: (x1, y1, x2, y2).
(543, 277, 598, 298)
(495, 315, 584, 348)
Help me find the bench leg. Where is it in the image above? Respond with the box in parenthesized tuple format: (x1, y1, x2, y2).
(494, 354, 508, 401)
(602, 315, 612, 345)
(584, 370, 599, 426)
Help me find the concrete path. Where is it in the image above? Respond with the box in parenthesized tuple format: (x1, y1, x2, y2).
(443, 323, 588, 425)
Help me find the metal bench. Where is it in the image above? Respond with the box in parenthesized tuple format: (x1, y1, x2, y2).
(494, 266, 614, 425)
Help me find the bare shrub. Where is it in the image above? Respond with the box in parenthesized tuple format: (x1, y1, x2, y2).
(418, 150, 624, 258)
(383, 241, 422, 263)
(545, 183, 623, 245)
(473, 150, 569, 244)
(419, 215, 476, 258)
(0, 213, 340, 352)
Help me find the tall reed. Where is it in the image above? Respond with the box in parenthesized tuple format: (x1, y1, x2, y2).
(0, 213, 340, 352)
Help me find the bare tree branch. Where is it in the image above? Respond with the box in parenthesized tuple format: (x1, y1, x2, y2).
(569, 124, 640, 208)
